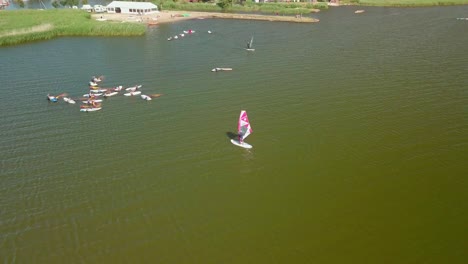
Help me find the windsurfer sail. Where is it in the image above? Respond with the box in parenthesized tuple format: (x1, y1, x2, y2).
(231, 110, 253, 149)
(246, 36, 255, 51)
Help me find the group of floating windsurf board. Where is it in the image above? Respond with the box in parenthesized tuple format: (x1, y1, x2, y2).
(167, 29, 201, 41)
(47, 76, 162, 112)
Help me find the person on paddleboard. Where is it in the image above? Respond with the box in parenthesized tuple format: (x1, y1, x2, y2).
(47, 94, 61, 102)
(47, 94, 56, 101)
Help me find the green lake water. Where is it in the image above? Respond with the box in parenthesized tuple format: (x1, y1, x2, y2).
(0, 6, 467, 263)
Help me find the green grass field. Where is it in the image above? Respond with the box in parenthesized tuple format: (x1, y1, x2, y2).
(0, 9, 146, 46)
(156, 1, 328, 15)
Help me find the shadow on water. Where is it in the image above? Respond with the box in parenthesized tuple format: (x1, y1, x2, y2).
(226, 131, 238, 140)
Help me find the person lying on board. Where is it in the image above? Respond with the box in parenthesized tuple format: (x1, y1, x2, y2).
(47, 93, 66, 102)
(47, 94, 58, 102)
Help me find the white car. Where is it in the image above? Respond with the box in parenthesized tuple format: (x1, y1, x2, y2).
(94, 5, 106, 13)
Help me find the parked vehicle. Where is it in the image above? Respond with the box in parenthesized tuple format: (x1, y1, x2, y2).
(81, 4, 93, 12)
(94, 5, 106, 13)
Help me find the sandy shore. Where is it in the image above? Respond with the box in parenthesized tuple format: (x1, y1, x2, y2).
(92, 10, 319, 24)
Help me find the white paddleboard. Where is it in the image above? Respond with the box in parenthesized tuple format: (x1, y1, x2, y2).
(82, 99, 103, 104)
(80, 107, 102, 112)
(246, 48, 255, 51)
(104, 91, 118, 97)
(63, 97, 76, 104)
(230, 139, 253, 149)
(141, 94, 152, 101)
(83, 93, 102, 97)
(212, 68, 233, 72)
(125, 85, 142, 91)
(89, 89, 104, 93)
(124, 91, 142, 96)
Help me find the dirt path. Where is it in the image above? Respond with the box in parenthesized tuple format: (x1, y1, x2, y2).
(92, 10, 319, 24)
(0, 23, 53, 38)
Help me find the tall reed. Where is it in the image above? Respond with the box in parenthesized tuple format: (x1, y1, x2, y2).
(0, 9, 146, 46)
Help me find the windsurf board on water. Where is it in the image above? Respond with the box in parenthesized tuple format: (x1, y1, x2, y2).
(125, 85, 142, 91)
(84, 93, 102, 97)
(230, 110, 253, 149)
(141, 94, 152, 101)
(63, 97, 76, 104)
(245, 36, 255, 52)
(230, 139, 253, 149)
(124, 91, 142, 96)
(211, 68, 233, 72)
(82, 99, 103, 104)
(80, 107, 102, 112)
(89, 89, 104, 93)
(104, 91, 118, 97)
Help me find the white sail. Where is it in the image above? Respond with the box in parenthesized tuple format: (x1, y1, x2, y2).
(238, 110, 252, 142)
(246, 36, 255, 51)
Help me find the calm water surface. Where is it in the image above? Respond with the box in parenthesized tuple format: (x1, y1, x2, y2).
(0, 6, 467, 263)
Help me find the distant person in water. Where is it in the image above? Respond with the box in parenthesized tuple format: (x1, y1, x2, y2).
(246, 42, 251, 49)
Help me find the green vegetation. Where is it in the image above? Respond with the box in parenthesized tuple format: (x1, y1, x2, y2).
(0, 9, 146, 47)
(154, 0, 328, 15)
(340, 0, 468, 6)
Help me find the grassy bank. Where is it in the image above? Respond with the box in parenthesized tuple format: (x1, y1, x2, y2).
(155, 1, 328, 15)
(340, 0, 468, 6)
(0, 9, 146, 47)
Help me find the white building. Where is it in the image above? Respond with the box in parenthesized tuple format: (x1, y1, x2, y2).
(106, 1, 158, 15)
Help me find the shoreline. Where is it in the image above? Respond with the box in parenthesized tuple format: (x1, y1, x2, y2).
(92, 10, 320, 24)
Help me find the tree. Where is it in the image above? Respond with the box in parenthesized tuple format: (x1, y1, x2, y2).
(59, 0, 79, 7)
(13, 0, 25, 8)
(50, 0, 80, 8)
(217, 0, 232, 10)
